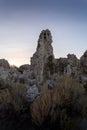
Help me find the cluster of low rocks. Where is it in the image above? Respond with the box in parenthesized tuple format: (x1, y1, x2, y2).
(0, 29, 87, 102)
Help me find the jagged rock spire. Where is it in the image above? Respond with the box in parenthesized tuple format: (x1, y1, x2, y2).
(31, 29, 55, 83)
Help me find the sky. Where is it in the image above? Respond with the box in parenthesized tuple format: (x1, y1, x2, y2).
(0, 0, 87, 67)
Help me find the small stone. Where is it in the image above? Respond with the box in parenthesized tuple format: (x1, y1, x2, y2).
(26, 85, 40, 102)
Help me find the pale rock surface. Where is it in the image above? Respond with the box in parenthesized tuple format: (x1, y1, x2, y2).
(81, 75, 87, 85)
(64, 64, 72, 75)
(48, 73, 59, 89)
(26, 85, 40, 102)
(0, 67, 10, 81)
(31, 29, 55, 83)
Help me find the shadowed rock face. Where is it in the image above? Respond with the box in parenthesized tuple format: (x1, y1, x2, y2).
(80, 50, 87, 74)
(67, 54, 79, 66)
(0, 59, 10, 69)
(55, 54, 79, 77)
(31, 29, 55, 83)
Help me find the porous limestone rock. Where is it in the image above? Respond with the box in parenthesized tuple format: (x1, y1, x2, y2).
(26, 85, 40, 102)
(64, 64, 72, 75)
(31, 29, 55, 83)
(48, 73, 59, 89)
(0, 67, 10, 81)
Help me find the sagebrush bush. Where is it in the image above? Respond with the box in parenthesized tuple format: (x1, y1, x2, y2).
(10, 83, 27, 112)
(0, 88, 11, 109)
(31, 90, 60, 126)
(0, 79, 10, 89)
(0, 78, 27, 112)
(31, 76, 85, 127)
(76, 94, 87, 116)
(31, 86, 71, 126)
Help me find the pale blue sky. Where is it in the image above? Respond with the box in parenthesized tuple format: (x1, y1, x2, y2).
(0, 0, 87, 66)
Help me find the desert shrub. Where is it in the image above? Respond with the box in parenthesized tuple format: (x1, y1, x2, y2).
(31, 86, 71, 126)
(75, 94, 87, 116)
(0, 80, 11, 109)
(31, 76, 85, 127)
(39, 82, 49, 92)
(58, 76, 85, 116)
(0, 88, 11, 109)
(31, 90, 61, 126)
(0, 80, 27, 112)
(59, 76, 85, 102)
(9, 83, 27, 112)
(0, 79, 10, 89)
(0, 79, 5, 89)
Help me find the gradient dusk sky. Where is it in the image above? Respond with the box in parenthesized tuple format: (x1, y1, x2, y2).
(0, 0, 87, 66)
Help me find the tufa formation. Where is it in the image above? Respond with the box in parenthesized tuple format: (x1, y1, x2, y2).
(0, 29, 86, 101)
(31, 29, 55, 83)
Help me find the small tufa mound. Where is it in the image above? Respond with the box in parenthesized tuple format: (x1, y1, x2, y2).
(26, 85, 40, 102)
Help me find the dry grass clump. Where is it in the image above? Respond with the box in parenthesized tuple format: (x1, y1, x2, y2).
(59, 76, 84, 94)
(76, 94, 87, 116)
(31, 86, 71, 126)
(9, 83, 27, 112)
(31, 76, 85, 127)
(0, 79, 11, 109)
(31, 90, 60, 126)
(58, 76, 85, 104)
(0, 79, 9, 89)
(0, 79, 27, 112)
(0, 88, 11, 109)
